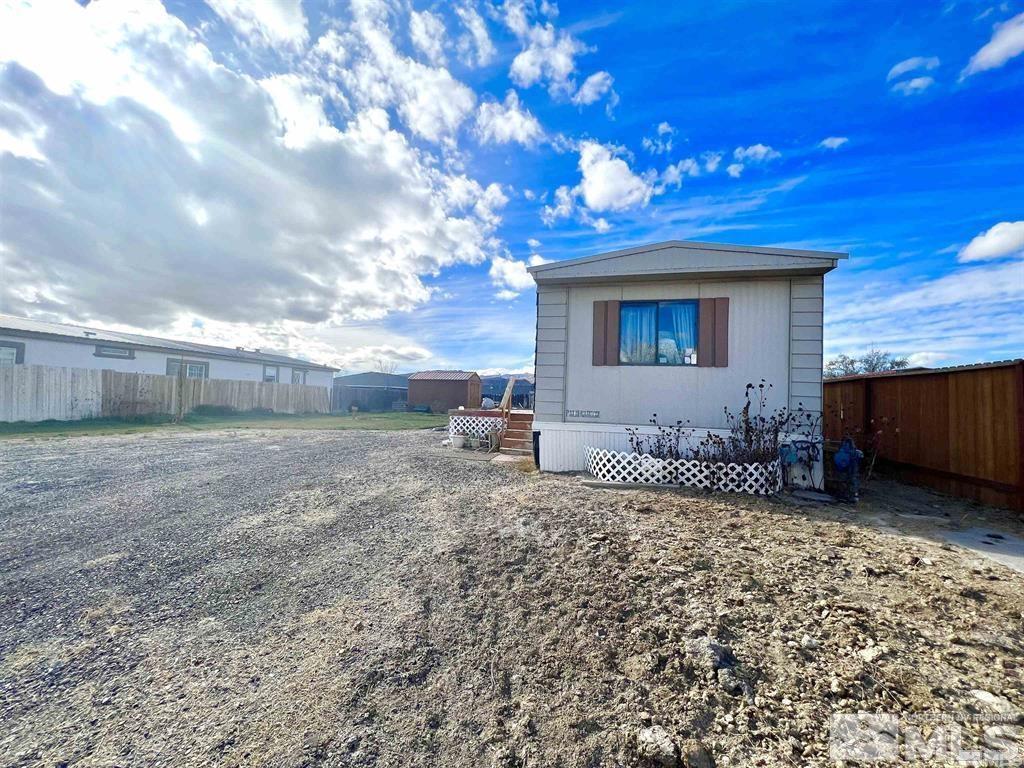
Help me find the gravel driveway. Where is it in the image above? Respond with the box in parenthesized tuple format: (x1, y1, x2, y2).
(1, 429, 1022, 767)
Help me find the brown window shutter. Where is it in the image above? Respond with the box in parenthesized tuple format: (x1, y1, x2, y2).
(713, 297, 729, 367)
(698, 298, 716, 367)
(605, 300, 620, 366)
(592, 301, 607, 366)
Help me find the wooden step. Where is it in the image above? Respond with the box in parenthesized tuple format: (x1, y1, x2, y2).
(499, 447, 533, 456)
(503, 428, 533, 440)
(502, 443, 532, 452)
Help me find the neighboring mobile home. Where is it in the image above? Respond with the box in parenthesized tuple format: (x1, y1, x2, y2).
(0, 314, 336, 386)
(527, 240, 846, 472)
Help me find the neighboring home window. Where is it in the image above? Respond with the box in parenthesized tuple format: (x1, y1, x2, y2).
(94, 344, 134, 359)
(0, 341, 25, 366)
(619, 300, 699, 365)
(166, 359, 209, 379)
(291, 369, 307, 385)
(263, 365, 279, 383)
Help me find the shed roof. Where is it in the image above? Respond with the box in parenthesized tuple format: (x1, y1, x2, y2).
(0, 313, 337, 371)
(528, 239, 847, 284)
(408, 370, 479, 381)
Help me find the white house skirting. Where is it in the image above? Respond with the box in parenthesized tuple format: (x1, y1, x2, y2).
(585, 447, 783, 495)
(449, 414, 506, 439)
(535, 420, 820, 489)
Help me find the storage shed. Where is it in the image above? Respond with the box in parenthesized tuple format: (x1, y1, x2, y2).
(408, 370, 481, 413)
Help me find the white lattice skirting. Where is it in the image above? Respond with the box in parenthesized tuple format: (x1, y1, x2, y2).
(449, 414, 506, 439)
(585, 447, 783, 495)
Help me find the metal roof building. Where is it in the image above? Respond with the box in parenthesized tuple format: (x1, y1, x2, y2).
(407, 370, 481, 413)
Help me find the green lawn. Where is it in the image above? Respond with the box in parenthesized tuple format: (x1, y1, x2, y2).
(0, 411, 448, 440)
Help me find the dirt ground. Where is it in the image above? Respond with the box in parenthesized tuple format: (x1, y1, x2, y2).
(1, 429, 1022, 767)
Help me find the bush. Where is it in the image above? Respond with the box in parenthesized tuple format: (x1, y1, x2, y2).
(189, 404, 237, 418)
(626, 381, 822, 485)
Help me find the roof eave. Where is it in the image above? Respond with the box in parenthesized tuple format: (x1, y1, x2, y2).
(531, 261, 841, 285)
(526, 239, 849, 276)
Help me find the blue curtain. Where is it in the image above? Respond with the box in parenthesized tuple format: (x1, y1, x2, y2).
(619, 303, 657, 363)
(657, 301, 698, 365)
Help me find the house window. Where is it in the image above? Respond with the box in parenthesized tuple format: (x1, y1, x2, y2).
(291, 369, 307, 385)
(0, 341, 25, 366)
(263, 365, 279, 383)
(166, 359, 209, 379)
(95, 345, 134, 359)
(619, 300, 699, 366)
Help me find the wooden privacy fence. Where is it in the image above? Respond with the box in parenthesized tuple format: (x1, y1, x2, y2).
(823, 360, 1024, 511)
(0, 365, 103, 422)
(0, 364, 330, 422)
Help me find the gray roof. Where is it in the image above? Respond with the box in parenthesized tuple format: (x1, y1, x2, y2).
(0, 314, 337, 371)
(408, 370, 479, 381)
(528, 240, 847, 284)
(333, 372, 409, 388)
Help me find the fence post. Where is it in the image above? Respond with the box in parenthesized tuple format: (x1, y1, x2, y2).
(1017, 360, 1024, 512)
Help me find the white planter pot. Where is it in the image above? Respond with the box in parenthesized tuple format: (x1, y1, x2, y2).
(451, 435, 466, 449)
(585, 447, 782, 496)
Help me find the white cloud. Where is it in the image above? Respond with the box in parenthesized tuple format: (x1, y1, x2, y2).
(658, 157, 700, 190)
(206, 0, 308, 50)
(701, 151, 722, 172)
(734, 143, 781, 162)
(260, 73, 336, 149)
(541, 141, 654, 230)
(576, 140, 653, 212)
(502, 0, 592, 98)
(541, 184, 577, 225)
(489, 252, 549, 298)
(887, 55, 940, 81)
(475, 90, 544, 146)
(571, 70, 615, 107)
(907, 351, 950, 367)
(333, 343, 433, 371)
(962, 12, 1024, 76)
(818, 136, 849, 150)
(827, 259, 1024, 365)
(958, 221, 1024, 262)
(454, 4, 496, 67)
(891, 76, 935, 95)
(724, 144, 778, 178)
(329, 0, 477, 144)
(409, 9, 447, 67)
(0, 0, 509, 347)
(642, 121, 675, 155)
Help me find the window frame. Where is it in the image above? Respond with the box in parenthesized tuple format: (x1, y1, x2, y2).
(263, 364, 279, 383)
(0, 340, 26, 365)
(618, 299, 700, 367)
(166, 358, 209, 379)
(291, 369, 307, 385)
(94, 344, 135, 359)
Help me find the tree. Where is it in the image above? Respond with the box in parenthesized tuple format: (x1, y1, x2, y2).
(825, 349, 910, 378)
(376, 358, 397, 375)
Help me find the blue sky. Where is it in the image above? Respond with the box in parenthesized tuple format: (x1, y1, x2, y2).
(1, 0, 1022, 373)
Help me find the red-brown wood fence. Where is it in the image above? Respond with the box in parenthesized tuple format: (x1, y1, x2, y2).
(823, 360, 1024, 511)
